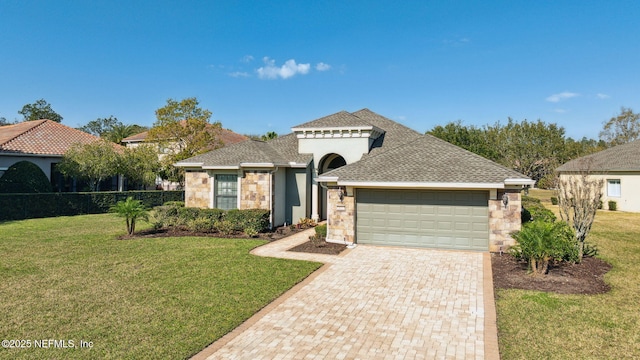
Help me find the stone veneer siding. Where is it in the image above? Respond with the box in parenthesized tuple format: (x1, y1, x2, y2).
(185, 171, 211, 208)
(325, 187, 522, 251)
(240, 171, 270, 210)
(326, 187, 355, 244)
(488, 190, 522, 252)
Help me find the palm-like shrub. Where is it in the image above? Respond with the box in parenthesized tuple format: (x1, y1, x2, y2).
(110, 197, 149, 235)
(510, 221, 577, 276)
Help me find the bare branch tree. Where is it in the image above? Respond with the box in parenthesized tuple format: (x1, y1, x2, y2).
(557, 159, 604, 261)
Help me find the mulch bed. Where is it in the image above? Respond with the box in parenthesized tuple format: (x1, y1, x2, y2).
(118, 225, 311, 241)
(288, 240, 347, 255)
(491, 253, 612, 294)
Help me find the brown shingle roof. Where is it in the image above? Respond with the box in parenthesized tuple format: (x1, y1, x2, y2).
(557, 139, 640, 172)
(0, 120, 107, 156)
(321, 134, 530, 184)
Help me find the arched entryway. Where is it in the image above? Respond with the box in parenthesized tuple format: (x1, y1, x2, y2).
(318, 153, 347, 220)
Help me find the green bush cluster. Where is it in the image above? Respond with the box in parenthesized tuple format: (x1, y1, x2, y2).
(550, 196, 558, 205)
(151, 204, 270, 236)
(0, 161, 52, 193)
(315, 224, 327, 238)
(608, 200, 617, 211)
(510, 221, 578, 275)
(0, 191, 184, 221)
(521, 196, 557, 223)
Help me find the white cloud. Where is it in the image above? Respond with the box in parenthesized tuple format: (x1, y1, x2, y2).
(229, 71, 250, 78)
(256, 57, 311, 79)
(597, 93, 610, 99)
(316, 62, 331, 71)
(553, 108, 567, 114)
(241, 55, 254, 63)
(546, 92, 579, 103)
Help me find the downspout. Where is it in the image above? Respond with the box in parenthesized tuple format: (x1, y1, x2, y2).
(268, 167, 279, 230)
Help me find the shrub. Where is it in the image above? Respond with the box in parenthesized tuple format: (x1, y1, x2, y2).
(521, 196, 556, 223)
(200, 208, 225, 223)
(297, 217, 317, 228)
(225, 208, 270, 234)
(550, 197, 558, 205)
(0, 161, 52, 193)
(110, 197, 149, 235)
(608, 200, 617, 211)
(315, 224, 327, 238)
(177, 207, 201, 227)
(163, 201, 185, 207)
(215, 220, 235, 235)
(510, 221, 578, 276)
(187, 217, 215, 233)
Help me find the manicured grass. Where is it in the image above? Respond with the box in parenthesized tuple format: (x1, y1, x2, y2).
(0, 214, 321, 359)
(496, 189, 640, 359)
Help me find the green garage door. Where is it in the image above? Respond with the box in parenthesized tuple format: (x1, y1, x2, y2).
(356, 189, 489, 251)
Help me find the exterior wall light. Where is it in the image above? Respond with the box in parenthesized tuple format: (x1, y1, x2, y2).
(502, 193, 509, 208)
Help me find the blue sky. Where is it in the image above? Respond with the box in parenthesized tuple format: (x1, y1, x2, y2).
(1, 1, 638, 139)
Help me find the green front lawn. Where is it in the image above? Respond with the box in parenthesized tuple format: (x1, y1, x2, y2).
(497, 189, 640, 359)
(0, 214, 321, 359)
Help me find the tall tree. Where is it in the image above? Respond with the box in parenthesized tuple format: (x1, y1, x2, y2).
(599, 107, 640, 146)
(78, 116, 120, 137)
(18, 99, 63, 122)
(119, 145, 161, 189)
(557, 160, 604, 261)
(78, 116, 147, 143)
(261, 131, 278, 141)
(147, 97, 222, 184)
(57, 140, 120, 191)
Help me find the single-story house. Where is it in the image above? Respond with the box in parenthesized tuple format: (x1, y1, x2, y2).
(557, 138, 640, 212)
(0, 119, 121, 191)
(175, 109, 534, 252)
(122, 124, 248, 190)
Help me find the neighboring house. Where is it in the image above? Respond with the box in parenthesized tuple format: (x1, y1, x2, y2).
(0, 119, 121, 191)
(557, 139, 640, 212)
(122, 125, 248, 190)
(175, 109, 534, 252)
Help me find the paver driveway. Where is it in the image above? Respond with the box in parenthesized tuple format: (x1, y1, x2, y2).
(193, 228, 499, 360)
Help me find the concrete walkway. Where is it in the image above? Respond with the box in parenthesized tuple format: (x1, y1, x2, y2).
(192, 228, 500, 360)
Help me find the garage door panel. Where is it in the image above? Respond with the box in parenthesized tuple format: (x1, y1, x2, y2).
(357, 189, 489, 251)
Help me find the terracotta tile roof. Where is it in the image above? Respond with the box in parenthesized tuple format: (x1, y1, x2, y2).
(0, 120, 108, 156)
(557, 139, 640, 172)
(122, 123, 248, 146)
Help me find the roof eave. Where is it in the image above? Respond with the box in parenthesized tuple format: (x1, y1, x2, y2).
(315, 180, 510, 189)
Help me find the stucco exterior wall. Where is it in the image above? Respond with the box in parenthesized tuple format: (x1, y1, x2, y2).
(560, 172, 640, 212)
(240, 170, 270, 210)
(298, 137, 370, 166)
(488, 190, 522, 252)
(0, 155, 60, 180)
(184, 170, 211, 208)
(326, 187, 355, 244)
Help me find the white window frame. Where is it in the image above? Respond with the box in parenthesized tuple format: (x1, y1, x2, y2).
(214, 174, 239, 210)
(607, 179, 621, 197)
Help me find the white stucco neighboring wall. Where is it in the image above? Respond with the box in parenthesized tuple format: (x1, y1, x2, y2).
(559, 172, 640, 212)
(298, 137, 370, 165)
(0, 155, 60, 180)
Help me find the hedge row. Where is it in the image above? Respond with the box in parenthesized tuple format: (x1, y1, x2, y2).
(152, 203, 270, 236)
(0, 191, 184, 221)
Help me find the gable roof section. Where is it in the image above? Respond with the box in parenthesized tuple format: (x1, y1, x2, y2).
(318, 134, 532, 187)
(557, 139, 640, 172)
(0, 120, 104, 156)
(122, 123, 248, 146)
(176, 133, 312, 169)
